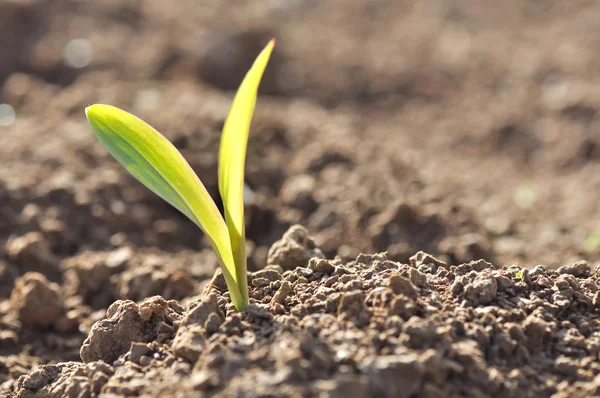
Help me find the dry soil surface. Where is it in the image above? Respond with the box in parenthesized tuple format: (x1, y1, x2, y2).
(1, 1, 600, 397)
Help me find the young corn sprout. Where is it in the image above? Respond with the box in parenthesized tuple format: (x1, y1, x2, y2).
(85, 40, 275, 311)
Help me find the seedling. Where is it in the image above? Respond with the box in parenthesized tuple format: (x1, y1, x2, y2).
(515, 269, 524, 280)
(85, 40, 275, 311)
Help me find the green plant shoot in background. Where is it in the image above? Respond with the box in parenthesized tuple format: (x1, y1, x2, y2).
(85, 40, 275, 311)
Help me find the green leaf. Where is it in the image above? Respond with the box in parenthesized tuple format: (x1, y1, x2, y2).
(515, 269, 524, 279)
(219, 40, 275, 305)
(85, 104, 244, 309)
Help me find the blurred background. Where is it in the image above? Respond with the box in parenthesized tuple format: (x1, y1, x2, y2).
(1, 0, 600, 289)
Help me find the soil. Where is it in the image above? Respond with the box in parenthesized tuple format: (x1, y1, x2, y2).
(1, 1, 600, 397)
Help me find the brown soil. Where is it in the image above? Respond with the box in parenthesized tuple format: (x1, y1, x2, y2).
(1, 1, 600, 397)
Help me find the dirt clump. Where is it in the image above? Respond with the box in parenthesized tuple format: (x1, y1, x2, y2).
(267, 224, 325, 270)
(79, 296, 184, 364)
(171, 292, 223, 362)
(6, 233, 60, 281)
(15, 361, 113, 398)
(9, 272, 63, 328)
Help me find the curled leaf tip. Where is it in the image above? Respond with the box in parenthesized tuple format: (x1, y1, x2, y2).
(85, 104, 112, 122)
(84, 104, 94, 119)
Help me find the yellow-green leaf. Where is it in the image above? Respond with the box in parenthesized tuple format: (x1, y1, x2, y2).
(85, 104, 244, 309)
(219, 39, 275, 304)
